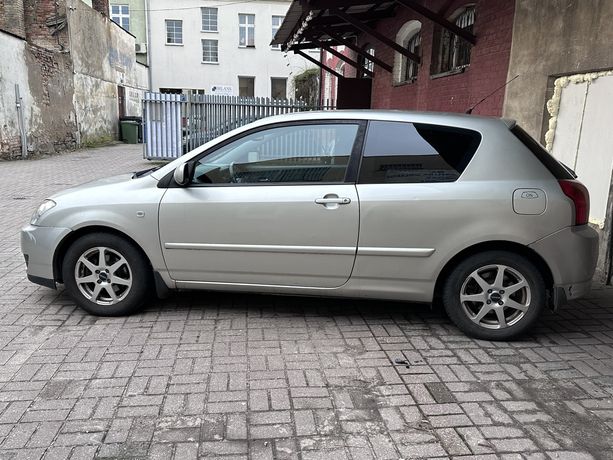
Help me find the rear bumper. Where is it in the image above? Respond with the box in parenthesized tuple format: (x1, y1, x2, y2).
(529, 225, 599, 306)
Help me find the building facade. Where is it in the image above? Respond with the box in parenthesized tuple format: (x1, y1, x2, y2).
(147, 0, 318, 98)
(0, 0, 149, 158)
(108, 0, 149, 65)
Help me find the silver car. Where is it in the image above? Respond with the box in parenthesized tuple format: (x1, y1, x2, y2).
(21, 111, 598, 340)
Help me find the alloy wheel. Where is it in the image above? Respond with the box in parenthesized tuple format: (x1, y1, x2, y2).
(459, 264, 531, 330)
(74, 246, 133, 306)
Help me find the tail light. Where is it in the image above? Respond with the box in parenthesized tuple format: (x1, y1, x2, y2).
(558, 180, 589, 225)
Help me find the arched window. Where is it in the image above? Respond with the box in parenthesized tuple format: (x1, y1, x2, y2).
(433, 5, 475, 74)
(394, 20, 422, 84)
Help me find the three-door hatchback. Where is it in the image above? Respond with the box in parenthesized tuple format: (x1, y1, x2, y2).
(21, 111, 599, 340)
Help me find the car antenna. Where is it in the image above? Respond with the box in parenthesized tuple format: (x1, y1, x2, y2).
(465, 74, 520, 114)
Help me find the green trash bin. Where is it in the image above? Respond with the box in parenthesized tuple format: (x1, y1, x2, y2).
(120, 120, 139, 144)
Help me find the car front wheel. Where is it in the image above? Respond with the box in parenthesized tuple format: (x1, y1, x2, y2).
(443, 251, 546, 340)
(62, 233, 149, 316)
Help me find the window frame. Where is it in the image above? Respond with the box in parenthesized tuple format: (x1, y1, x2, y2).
(202, 39, 219, 64)
(238, 13, 256, 48)
(161, 120, 368, 188)
(165, 19, 183, 45)
(431, 5, 475, 77)
(110, 4, 130, 32)
(271, 15, 284, 50)
(201, 7, 219, 32)
(402, 31, 421, 83)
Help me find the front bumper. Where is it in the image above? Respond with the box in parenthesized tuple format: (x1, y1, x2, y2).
(529, 225, 599, 307)
(21, 224, 71, 289)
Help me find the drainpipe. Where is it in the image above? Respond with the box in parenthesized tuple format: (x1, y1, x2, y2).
(15, 84, 28, 159)
(145, 0, 152, 90)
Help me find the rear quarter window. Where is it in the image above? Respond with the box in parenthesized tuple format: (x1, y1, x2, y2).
(358, 121, 482, 184)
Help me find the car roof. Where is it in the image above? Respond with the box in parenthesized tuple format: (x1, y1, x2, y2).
(241, 109, 516, 131)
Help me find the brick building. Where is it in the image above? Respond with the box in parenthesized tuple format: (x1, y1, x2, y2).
(0, 0, 148, 159)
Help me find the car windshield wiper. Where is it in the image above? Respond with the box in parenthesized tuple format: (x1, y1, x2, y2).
(132, 166, 161, 178)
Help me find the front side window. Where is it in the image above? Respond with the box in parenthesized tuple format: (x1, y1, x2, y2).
(201, 7, 218, 32)
(433, 5, 475, 74)
(359, 121, 481, 184)
(271, 15, 284, 49)
(239, 14, 255, 47)
(166, 19, 183, 45)
(192, 124, 360, 185)
(110, 4, 130, 31)
(202, 39, 218, 63)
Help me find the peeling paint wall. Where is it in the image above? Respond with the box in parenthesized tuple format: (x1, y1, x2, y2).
(67, 0, 148, 144)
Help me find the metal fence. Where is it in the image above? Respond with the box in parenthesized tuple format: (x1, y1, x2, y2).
(142, 92, 336, 160)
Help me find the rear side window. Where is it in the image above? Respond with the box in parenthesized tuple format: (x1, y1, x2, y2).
(511, 126, 574, 179)
(358, 121, 481, 184)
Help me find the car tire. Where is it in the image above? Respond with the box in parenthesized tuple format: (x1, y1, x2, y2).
(62, 233, 150, 316)
(442, 250, 546, 340)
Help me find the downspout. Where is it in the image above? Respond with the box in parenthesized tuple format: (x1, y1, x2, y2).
(15, 84, 28, 159)
(145, 0, 152, 90)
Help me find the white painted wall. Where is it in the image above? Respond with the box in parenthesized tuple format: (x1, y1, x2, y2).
(0, 33, 31, 156)
(548, 72, 613, 227)
(148, 0, 317, 98)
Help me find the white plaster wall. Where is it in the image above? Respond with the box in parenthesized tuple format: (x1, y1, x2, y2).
(0, 33, 32, 155)
(148, 0, 317, 97)
(549, 73, 613, 227)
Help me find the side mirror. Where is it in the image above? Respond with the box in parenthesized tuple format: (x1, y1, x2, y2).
(173, 162, 193, 187)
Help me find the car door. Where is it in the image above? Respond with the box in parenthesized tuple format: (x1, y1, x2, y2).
(158, 120, 365, 288)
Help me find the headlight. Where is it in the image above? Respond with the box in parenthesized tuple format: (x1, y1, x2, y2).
(30, 199, 56, 225)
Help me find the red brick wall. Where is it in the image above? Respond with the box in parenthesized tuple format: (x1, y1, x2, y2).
(23, 0, 69, 50)
(0, 0, 26, 39)
(363, 0, 515, 116)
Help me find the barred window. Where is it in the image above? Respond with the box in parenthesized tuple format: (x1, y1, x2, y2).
(166, 19, 183, 45)
(201, 7, 218, 32)
(202, 39, 218, 63)
(433, 5, 475, 74)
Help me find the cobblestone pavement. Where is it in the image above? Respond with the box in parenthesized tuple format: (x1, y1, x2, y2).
(0, 145, 612, 460)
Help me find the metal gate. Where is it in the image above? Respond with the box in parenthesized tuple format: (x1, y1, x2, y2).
(143, 92, 335, 160)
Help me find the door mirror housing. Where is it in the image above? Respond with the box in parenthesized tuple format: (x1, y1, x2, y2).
(173, 162, 194, 187)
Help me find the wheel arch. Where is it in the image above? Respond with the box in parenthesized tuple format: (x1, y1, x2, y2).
(433, 240, 554, 305)
(53, 226, 153, 283)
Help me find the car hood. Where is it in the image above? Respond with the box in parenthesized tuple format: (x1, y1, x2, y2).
(49, 173, 140, 200)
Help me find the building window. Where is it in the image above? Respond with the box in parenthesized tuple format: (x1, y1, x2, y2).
(403, 32, 421, 82)
(239, 14, 255, 47)
(202, 7, 218, 32)
(110, 4, 130, 32)
(202, 39, 218, 63)
(433, 5, 475, 74)
(394, 21, 421, 84)
(358, 45, 375, 78)
(239, 76, 255, 97)
(166, 19, 183, 45)
(271, 78, 287, 99)
(271, 16, 284, 50)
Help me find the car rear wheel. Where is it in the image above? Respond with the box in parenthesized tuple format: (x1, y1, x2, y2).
(443, 251, 546, 340)
(62, 233, 149, 316)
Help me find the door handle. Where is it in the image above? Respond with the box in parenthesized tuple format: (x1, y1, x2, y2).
(315, 197, 351, 205)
